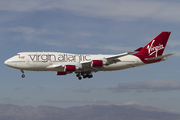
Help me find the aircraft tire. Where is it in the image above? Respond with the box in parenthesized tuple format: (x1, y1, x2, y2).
(22, 74, 25, 78)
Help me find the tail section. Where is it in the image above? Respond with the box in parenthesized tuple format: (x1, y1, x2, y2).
(136, 32, 171, 57)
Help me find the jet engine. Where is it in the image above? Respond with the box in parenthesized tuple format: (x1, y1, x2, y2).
(56, 71, 67, 75)
(64, 65, 76, 72)
(91, 60, 103, 67)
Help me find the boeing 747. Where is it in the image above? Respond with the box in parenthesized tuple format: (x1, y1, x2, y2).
(4, 32, 174, 80)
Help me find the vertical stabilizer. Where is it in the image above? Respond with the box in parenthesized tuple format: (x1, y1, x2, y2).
(136, 32, 171, 57)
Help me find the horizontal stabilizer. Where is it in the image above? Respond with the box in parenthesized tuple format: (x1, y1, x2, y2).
(145, 53, 174, 61)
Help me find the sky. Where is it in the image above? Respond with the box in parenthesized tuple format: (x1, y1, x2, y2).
(0, 0, 180, 112)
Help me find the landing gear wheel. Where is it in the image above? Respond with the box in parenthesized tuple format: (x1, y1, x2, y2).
(21, 70, 25, 78)
(88, 75, 93, 78)
(83, 75, 87, 79)
(76, 72, 93, 80)
(76, 74, 79, 77)
(78, 77, 82, 80)
(22, 74, 25, 78)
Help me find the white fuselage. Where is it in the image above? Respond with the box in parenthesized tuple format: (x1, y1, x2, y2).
(4, 32, 172, 79)
(4, 52, 145, 72)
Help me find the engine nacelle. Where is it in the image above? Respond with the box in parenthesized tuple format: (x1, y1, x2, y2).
(56, 71, 67, 75)
(91, 60, 103, 67)
(64, 65, 76, 72)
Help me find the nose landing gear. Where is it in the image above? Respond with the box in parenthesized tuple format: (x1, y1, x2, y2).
(21, 70, 25, 78)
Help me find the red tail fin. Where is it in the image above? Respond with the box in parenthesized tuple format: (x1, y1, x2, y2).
(136, 32, 171, 57)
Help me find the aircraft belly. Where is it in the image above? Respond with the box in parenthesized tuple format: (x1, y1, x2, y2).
(17, 62, 50, 71)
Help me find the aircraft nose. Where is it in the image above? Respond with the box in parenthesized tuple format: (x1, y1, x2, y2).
(4, 59, 9, 66)
(4, 58, 13, 67)
(4, 59, 15, 68)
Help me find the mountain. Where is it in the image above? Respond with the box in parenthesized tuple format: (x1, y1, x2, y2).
(0, 104, 179, 120)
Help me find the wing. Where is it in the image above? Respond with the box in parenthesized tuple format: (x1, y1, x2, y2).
(47, 51, 136, 72)
(46, 64, 63, 69)
(105, 51, 135, 62)
(80, 51, 136, 72)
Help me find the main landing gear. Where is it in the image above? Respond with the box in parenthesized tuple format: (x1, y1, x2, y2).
(21, 70, 25, 78)
(76, 73, 93, 80)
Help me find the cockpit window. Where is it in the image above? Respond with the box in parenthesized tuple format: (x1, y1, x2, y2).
(16, 54, 20, 56)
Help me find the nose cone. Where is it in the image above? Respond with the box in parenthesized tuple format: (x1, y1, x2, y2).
(4, 58, 15, 67)
(4, 58, 16, 68)
(4, 59, 8, 66)
(4, 59, 11, 66)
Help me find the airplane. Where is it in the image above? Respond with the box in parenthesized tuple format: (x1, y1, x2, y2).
(4, 31, 174, 80)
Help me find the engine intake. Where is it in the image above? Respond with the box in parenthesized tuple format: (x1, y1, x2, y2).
(91, 60, 103, 67)
(56, 71, 67, 75)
